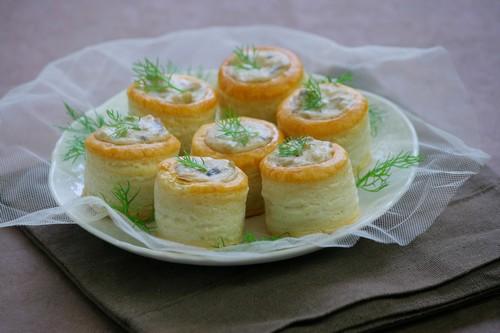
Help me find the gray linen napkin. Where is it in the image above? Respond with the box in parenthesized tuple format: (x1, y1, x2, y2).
(2, 152, 499, 332)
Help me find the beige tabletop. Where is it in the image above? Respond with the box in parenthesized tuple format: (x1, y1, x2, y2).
(1, 1, 499, 332)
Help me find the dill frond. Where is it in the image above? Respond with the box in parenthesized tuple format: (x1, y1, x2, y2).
(60, 103, 107, 163)
(105, 109, 141, 138)
(108, 182, 152, 232)
(60, 104, 144, 163)
(326, 72, 353, 85)
(132, 58, 185, 93)
(278, 137, 310, 157)
(176, 152, 208, 173)
(233, 45, 261, 70)
(217, 109, 256, 146)
(302, 78, 325, 110)
(63, 136, 86, 163)
(59, 102, 105, 134)
(243, 232, 257, 243)
(356, 152, 423, 192)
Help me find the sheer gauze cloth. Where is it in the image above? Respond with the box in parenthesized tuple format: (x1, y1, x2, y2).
(0, 26, 489, 259)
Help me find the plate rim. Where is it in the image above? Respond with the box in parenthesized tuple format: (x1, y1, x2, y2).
(49, 90, 419, 266)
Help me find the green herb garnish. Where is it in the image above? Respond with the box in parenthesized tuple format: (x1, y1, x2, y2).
(60, 103, 106, 162)
(176, 152, 208, 173)
(105, 110, 141, 138)
(326, 72, 353, 85)
(63, 136, 86, 163)
(133, 58, 185, 93)
(243, 232, 257, 243)
(278, 137, 310, 157)
(233, 45, 260, 70)
(108, 182, 152, 232)
(356, 152, 423, 192)
(302, 78, 325, 110)
(60, 103, 145, 162)
(59, 102, 106, 134)
(217, 109, 256, 146)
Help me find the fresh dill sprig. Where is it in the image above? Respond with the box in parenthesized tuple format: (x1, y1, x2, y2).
(177, 152, 208, 173)
(278, 137, 310, 157)
(233, 45, 261, 70)
(60, 103, 107, 162)
(59, 103, 144, 162)
(105, 109, 141, 138)
(133, 58, 185, 93)
(369, 105, 383, 137)
(326, 72, 353, 85)
(302, 78, 325, 110)
(243, 232, 257, 243)
(217, 109, 256, 146)
(108, 182, 152, 232)
(59, 102, 106, 134)
(63, 136, 86, 163)
(356, 152, 423, 192)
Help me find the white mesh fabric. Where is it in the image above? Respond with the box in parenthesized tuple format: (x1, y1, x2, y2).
(0, 26, 489, 259)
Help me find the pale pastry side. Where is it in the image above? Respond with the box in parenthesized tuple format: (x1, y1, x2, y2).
(127, 73, 217, 152)
(154, 157, 248, 247)
(260, 138, 359, 236)
(323, 112, 371, 175)
(83, 115, 181, 220)
(217, 46, 304, 123)
(191, 116, 284, 216)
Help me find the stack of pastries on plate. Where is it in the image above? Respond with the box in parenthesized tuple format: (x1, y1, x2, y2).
(81, 46, 371, 248)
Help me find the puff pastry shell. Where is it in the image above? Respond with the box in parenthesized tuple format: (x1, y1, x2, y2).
(260, 142, 359, 236)
(154, 157, 248, 247)
(217, 46, 304, 123)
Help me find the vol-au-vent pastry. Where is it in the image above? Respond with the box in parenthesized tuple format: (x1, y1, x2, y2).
(127, 59, 217, 152)
(84, 114, 181, 220)
(277, 78, 372, 174)
(260, 137, 359, 237)
(191, 113, 284, 216)
(217, 46, 304, 123)
(155, 156, 248, 247)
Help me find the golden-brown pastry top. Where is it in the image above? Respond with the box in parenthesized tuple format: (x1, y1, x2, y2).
(85, 133, 180, 160)
(218, 46, 304, 101)
(157, 157, 248, 194)
(127, 74, 217, 117)
(277, 83, 368, 138)
(260, 141, 349, 183)
(191, 117, 284, 170)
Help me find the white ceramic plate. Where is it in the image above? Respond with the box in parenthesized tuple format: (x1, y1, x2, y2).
(49, 82, 418, 266)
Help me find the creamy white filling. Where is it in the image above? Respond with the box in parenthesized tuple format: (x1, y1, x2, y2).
(148, 75, 209, 104)
(294, 84, 360, 120)
(268, 138, 333, 167)
(204, 120, 273, 153)
(175, 157, 238, 183)
(226, 50, 291, 83)
(94, 115, 169, 145)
